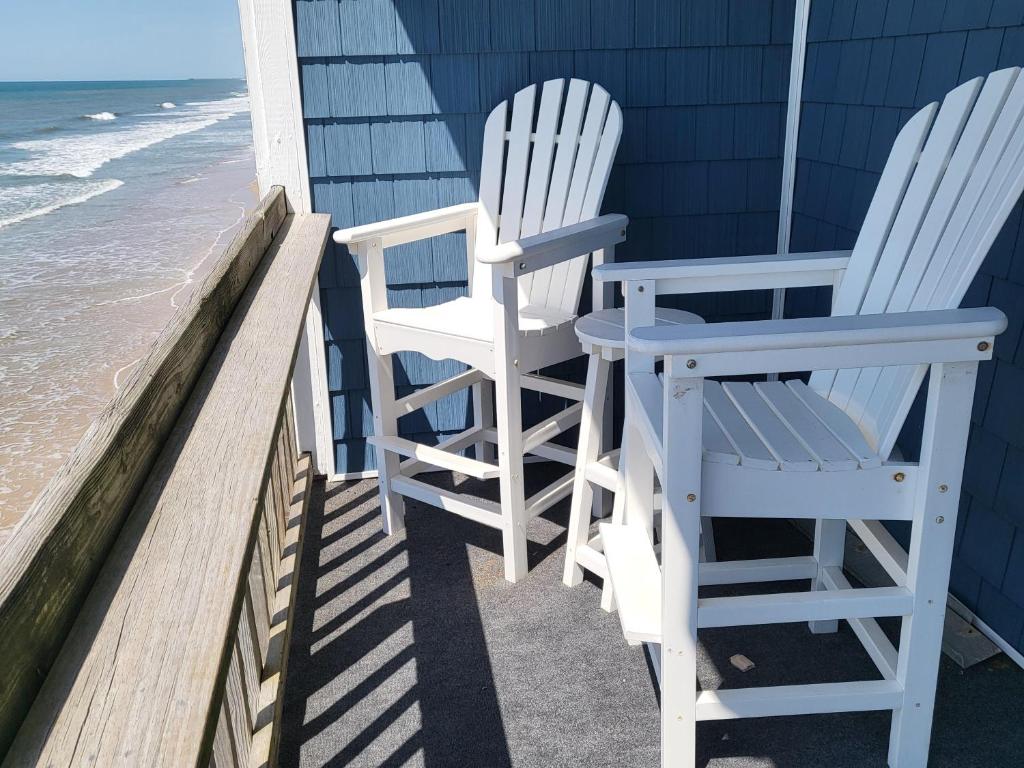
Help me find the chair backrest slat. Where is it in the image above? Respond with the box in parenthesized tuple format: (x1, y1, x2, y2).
(808, 68, 1024, 456)
(498, 84, 538, 246)
(471, 79, 621, 316)
(473, 101, 510, 299)
(560, 102, 623, 313)
(538, 85, 612, 311)
(517, 79, 567, 305)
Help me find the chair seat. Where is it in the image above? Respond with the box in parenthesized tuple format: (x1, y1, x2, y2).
(374, 296, 576, 341)
(702, 380, 883, 472)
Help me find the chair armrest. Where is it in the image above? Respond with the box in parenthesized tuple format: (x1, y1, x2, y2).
(477, 214, 628, 276)
(593, 250, 852, 294)
(333, 202, 478, 249)
(629, 307, 1007, 377)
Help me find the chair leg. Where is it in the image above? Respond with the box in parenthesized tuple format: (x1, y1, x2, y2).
(699, 517, 717, 563)
(809, 518, 846, 634)
(563, 354, 610, 587)
(888, 362, 975, 767)
(599, 435, 627, 611)
(602, 420, 653, 613)
(493, 354, 528, 583)
(365, 348, 406, 535)
(592, 357, 615, 520)
(357, 241, 405, 535)
(660, 369, 704, 768)
(472, 377, 495, 462)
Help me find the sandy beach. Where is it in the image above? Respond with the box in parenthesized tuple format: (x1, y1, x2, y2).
(0, 100, 257, 542)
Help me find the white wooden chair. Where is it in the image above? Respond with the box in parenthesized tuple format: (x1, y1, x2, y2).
(334, 79, 625, 582)
(596, 69, 1021, 767)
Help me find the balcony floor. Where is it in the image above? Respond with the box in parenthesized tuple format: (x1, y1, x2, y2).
(280, 468, 1024, 767)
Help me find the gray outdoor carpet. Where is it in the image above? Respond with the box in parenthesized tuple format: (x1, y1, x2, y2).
(279, 470, 1024, 767)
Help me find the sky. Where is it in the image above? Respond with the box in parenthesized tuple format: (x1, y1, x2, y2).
(0, 0, 245, 81)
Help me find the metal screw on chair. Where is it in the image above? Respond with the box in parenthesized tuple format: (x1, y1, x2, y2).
(938, 484, 948, 493)
(936, 516, 945, 524)
(686, 359, 697, 369)
(687, 493, 697, 502)
(893, 472, 905, 482)
(519, 262, 526, 270)
(637, 285, 645, 293)
(978, 341, 990, 351)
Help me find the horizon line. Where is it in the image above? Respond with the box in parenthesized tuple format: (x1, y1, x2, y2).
(0, 76, 247, 84)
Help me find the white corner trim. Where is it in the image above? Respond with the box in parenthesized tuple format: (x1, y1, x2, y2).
(237, 0, 312, 213)
(237, 0, 334, 477)
(774, 0, 813, 322)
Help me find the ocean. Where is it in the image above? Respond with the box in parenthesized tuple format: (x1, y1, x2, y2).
(0, 79, 258, 539)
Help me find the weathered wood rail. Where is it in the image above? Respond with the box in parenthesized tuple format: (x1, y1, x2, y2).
(0, 187, 330, 767)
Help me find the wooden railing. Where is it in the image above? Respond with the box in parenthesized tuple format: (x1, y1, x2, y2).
(0, 188, 330, 767)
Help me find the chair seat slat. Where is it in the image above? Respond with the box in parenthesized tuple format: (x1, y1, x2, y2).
(754, 382, 861, 471)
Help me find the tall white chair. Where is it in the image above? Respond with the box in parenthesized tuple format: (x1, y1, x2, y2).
(335, 80, 625, 582)
(597, 69, 1021, 767)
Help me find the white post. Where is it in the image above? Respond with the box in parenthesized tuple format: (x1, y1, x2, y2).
(237, 0, 334, 475)
(493, 270, 528, 582)
(358, 241, 405, 534)
(770, 0, 812, 379)
(888, 361, 977, 767)
(660, 357, 704, 768)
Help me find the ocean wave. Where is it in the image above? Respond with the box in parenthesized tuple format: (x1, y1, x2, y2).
(84, 112, 117, 121)
(160, 102, 176, 109)
(0, 179, 124, 230)
(0, 96, 248, 179)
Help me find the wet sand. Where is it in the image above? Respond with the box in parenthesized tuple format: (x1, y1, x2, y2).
(0, 152, 257, 544)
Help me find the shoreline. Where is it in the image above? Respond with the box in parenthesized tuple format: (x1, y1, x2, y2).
(0, 152, 258, 544)
(109, 177, 255, 392)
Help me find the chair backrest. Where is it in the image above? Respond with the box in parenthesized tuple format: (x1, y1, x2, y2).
(472, 79, 622, 315)
(809, 68, 1024, 457)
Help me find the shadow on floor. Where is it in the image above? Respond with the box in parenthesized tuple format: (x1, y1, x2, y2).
(279, 475, 1024, 767)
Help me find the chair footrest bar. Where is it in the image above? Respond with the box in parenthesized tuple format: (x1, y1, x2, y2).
(529, 442, 578, 466)
(390, 475, 503, 529)
(585, 456, 618, 491)
(525, 471, 576, 519)
(372, 435, 498, 480)
(821, 566, 898, 679)
(697, 586, 914, 629)
(575, 542, 607, 579)
(400, 426, 485, 477)
(698, 556, 819, 586)
(521, 402, 584, 455)
(520, 373, 586, 401)
(694, 680, 903, 721)
(600, 523, 662, 644)
(395, 369, 486, 415)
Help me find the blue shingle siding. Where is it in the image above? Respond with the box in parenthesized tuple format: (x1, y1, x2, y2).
(792, 0, 1024, 656)
(295, 0, 789, 476)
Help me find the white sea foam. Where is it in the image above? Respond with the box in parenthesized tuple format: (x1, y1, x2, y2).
(84, 112, 117, 121)
(0, 96, 248, 179)
(0, 179, 124, 230)
(160, 102, 176, 109)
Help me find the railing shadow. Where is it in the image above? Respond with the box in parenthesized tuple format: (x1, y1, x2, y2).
(279, 475, 523, 767)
